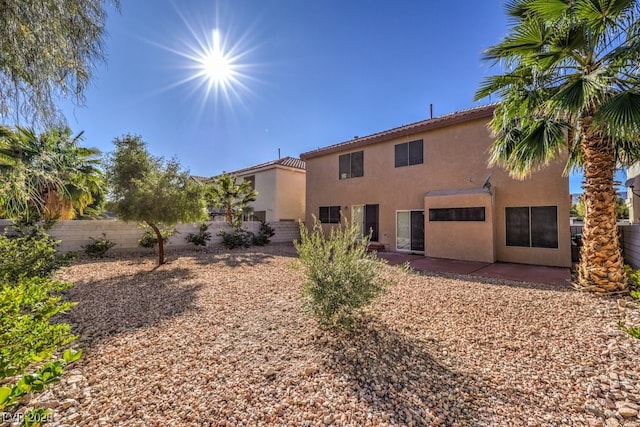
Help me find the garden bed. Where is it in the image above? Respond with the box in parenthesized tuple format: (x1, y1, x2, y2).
(17, 246, 640, 426)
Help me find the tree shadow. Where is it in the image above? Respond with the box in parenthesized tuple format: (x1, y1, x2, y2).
(317, 320, 516, 425)
(59, 266, 202, 348)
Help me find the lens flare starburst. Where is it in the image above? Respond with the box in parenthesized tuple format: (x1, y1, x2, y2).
(157, 5, 256, 114)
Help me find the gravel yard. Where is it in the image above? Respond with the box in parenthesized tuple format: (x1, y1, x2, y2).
(18, 245, 640, 426)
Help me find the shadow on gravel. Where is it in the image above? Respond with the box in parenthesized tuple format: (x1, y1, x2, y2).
(318, 321, 502, 425)
(61, 266, 202, 348)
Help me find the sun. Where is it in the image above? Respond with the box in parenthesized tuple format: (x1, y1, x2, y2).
(196, 29, 234, 87)
(156, 9, 255, 111)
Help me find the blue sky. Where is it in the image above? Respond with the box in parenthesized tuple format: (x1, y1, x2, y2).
(58, 0, 623, 194)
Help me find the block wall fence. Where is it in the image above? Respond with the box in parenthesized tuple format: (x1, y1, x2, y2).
(0, 220, 301, 253)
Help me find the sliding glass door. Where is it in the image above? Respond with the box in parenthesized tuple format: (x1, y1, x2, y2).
(396, 210, 424, 252)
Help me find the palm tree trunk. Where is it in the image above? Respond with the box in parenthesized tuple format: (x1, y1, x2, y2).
(576, 119, 627, 294)
(148, 222, 165, 265)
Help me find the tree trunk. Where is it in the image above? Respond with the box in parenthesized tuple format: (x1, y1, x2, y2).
(148, 222, 165, 265)
(576, 118, 627, 294)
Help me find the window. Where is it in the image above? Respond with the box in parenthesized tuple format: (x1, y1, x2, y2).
(339, 151, 364, 179)
(395, 140, 423, 167)
(429, 207, 485, 221)
(244, 175, 256, 190)
(319, 206, 341, 223)
(506, 206, 558, 248)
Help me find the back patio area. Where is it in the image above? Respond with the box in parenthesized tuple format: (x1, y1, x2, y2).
(377, 252, 572, 287)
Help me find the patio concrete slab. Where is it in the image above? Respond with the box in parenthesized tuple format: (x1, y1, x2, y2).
(377, 252, 572, 287)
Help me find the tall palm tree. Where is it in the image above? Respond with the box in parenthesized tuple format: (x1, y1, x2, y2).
(0, 125, 105, 220)
(207, 174, 257, 225)
(475, 0, 640, 294)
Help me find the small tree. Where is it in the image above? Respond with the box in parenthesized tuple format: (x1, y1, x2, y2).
(295, 217, 391, 328)
(206, 174, 257, 225)
(105, 134, 207, 265)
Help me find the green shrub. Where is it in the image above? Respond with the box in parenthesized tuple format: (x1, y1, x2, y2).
(0, 223, 80, 423)
(138, 224, 175, 248)
(0, 276, 81, 418)
(625, 265, 640, 301)
(186, 223, 212, 247)
(0, 223, 73, 281)
(218, 226, 253, 249)
(294, 217, 391, 328)
(83, 233, 116, 258)
(252, 221, 275, 246)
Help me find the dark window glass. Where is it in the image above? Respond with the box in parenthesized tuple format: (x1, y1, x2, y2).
(339, 154, 351, 179)
(395, 143, 408, 167)
(506, 207, 530, 246)
(351, 151, 363, 177)
(338, 151, 364, 179)
(428, 207, 485, 221)
(319, 206, 341, 223)
(395, 140, 423, 167)
(531, 206, 558, 248)
(244, 175, 255, 190)
(408, 140, 423, 165)
(506, 206, 558, 248)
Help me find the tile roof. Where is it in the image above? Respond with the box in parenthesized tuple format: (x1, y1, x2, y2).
(215, 156, 306, 177)
(300, 104, 496, 160)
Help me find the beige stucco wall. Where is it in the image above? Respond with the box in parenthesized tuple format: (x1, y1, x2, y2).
(238, 169, 277, 221)
(274, 168, 306, 221)
(238, 167, 305, 222)
(424, 190, 496, 263)
(304, 116, 571, 267)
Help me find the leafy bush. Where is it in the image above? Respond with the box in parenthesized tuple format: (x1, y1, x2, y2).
(0, 276, 81, 420)
(83, 233, 116, 258)
(138, 224, 175, 248)
(625, 265, 640, 301)
(295, 217, 391, 328)
(186, 223, 212, 247)
(0, 222, 73, 281)
(252, 221, 275, 246)
(218, 226, 253, 249)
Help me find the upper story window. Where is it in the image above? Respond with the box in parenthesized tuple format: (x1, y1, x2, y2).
(244, 175, 256, 190)
(339, 151, 364, 179)
(395, 139, 423, 167)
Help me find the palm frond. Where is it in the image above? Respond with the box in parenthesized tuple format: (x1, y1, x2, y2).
(596, 91, 640, 140)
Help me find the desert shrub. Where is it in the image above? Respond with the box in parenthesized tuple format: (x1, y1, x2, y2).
(0, 276, 81, 421)
(83, 233, 116, 258)
(295, 216, 391, 328)
(218, 226, 253, 249)
(252, 221, 275, 246)
(0, 222, 73, 281)
(0, 223, 80, 423)
(186, 223, 212, 247)
(625, 265, 640, 301)
(138, 224, 175, 248)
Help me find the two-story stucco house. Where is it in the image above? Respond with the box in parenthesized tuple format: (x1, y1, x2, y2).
(300, 105, 571, 268)
(216, 156, 306, 222)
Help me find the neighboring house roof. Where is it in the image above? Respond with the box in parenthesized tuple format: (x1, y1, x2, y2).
(300, 104, 496, 160)
(215, 156, 306, 177)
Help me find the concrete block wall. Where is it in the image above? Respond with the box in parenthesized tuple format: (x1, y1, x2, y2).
(0, 219, 301, 253)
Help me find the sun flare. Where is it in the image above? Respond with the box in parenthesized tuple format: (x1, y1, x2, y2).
(196, 29, 234, 86)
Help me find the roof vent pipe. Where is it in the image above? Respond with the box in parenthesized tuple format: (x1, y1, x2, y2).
(430, 103, 433, 119)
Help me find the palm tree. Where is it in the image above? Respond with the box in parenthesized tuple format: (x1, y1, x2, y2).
(207, 174, 257, 225)
(0, 125, 105, 220)
(475, 0, 640, 294)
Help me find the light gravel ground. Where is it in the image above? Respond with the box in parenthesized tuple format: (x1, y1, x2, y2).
(13, 245, 640, 426)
